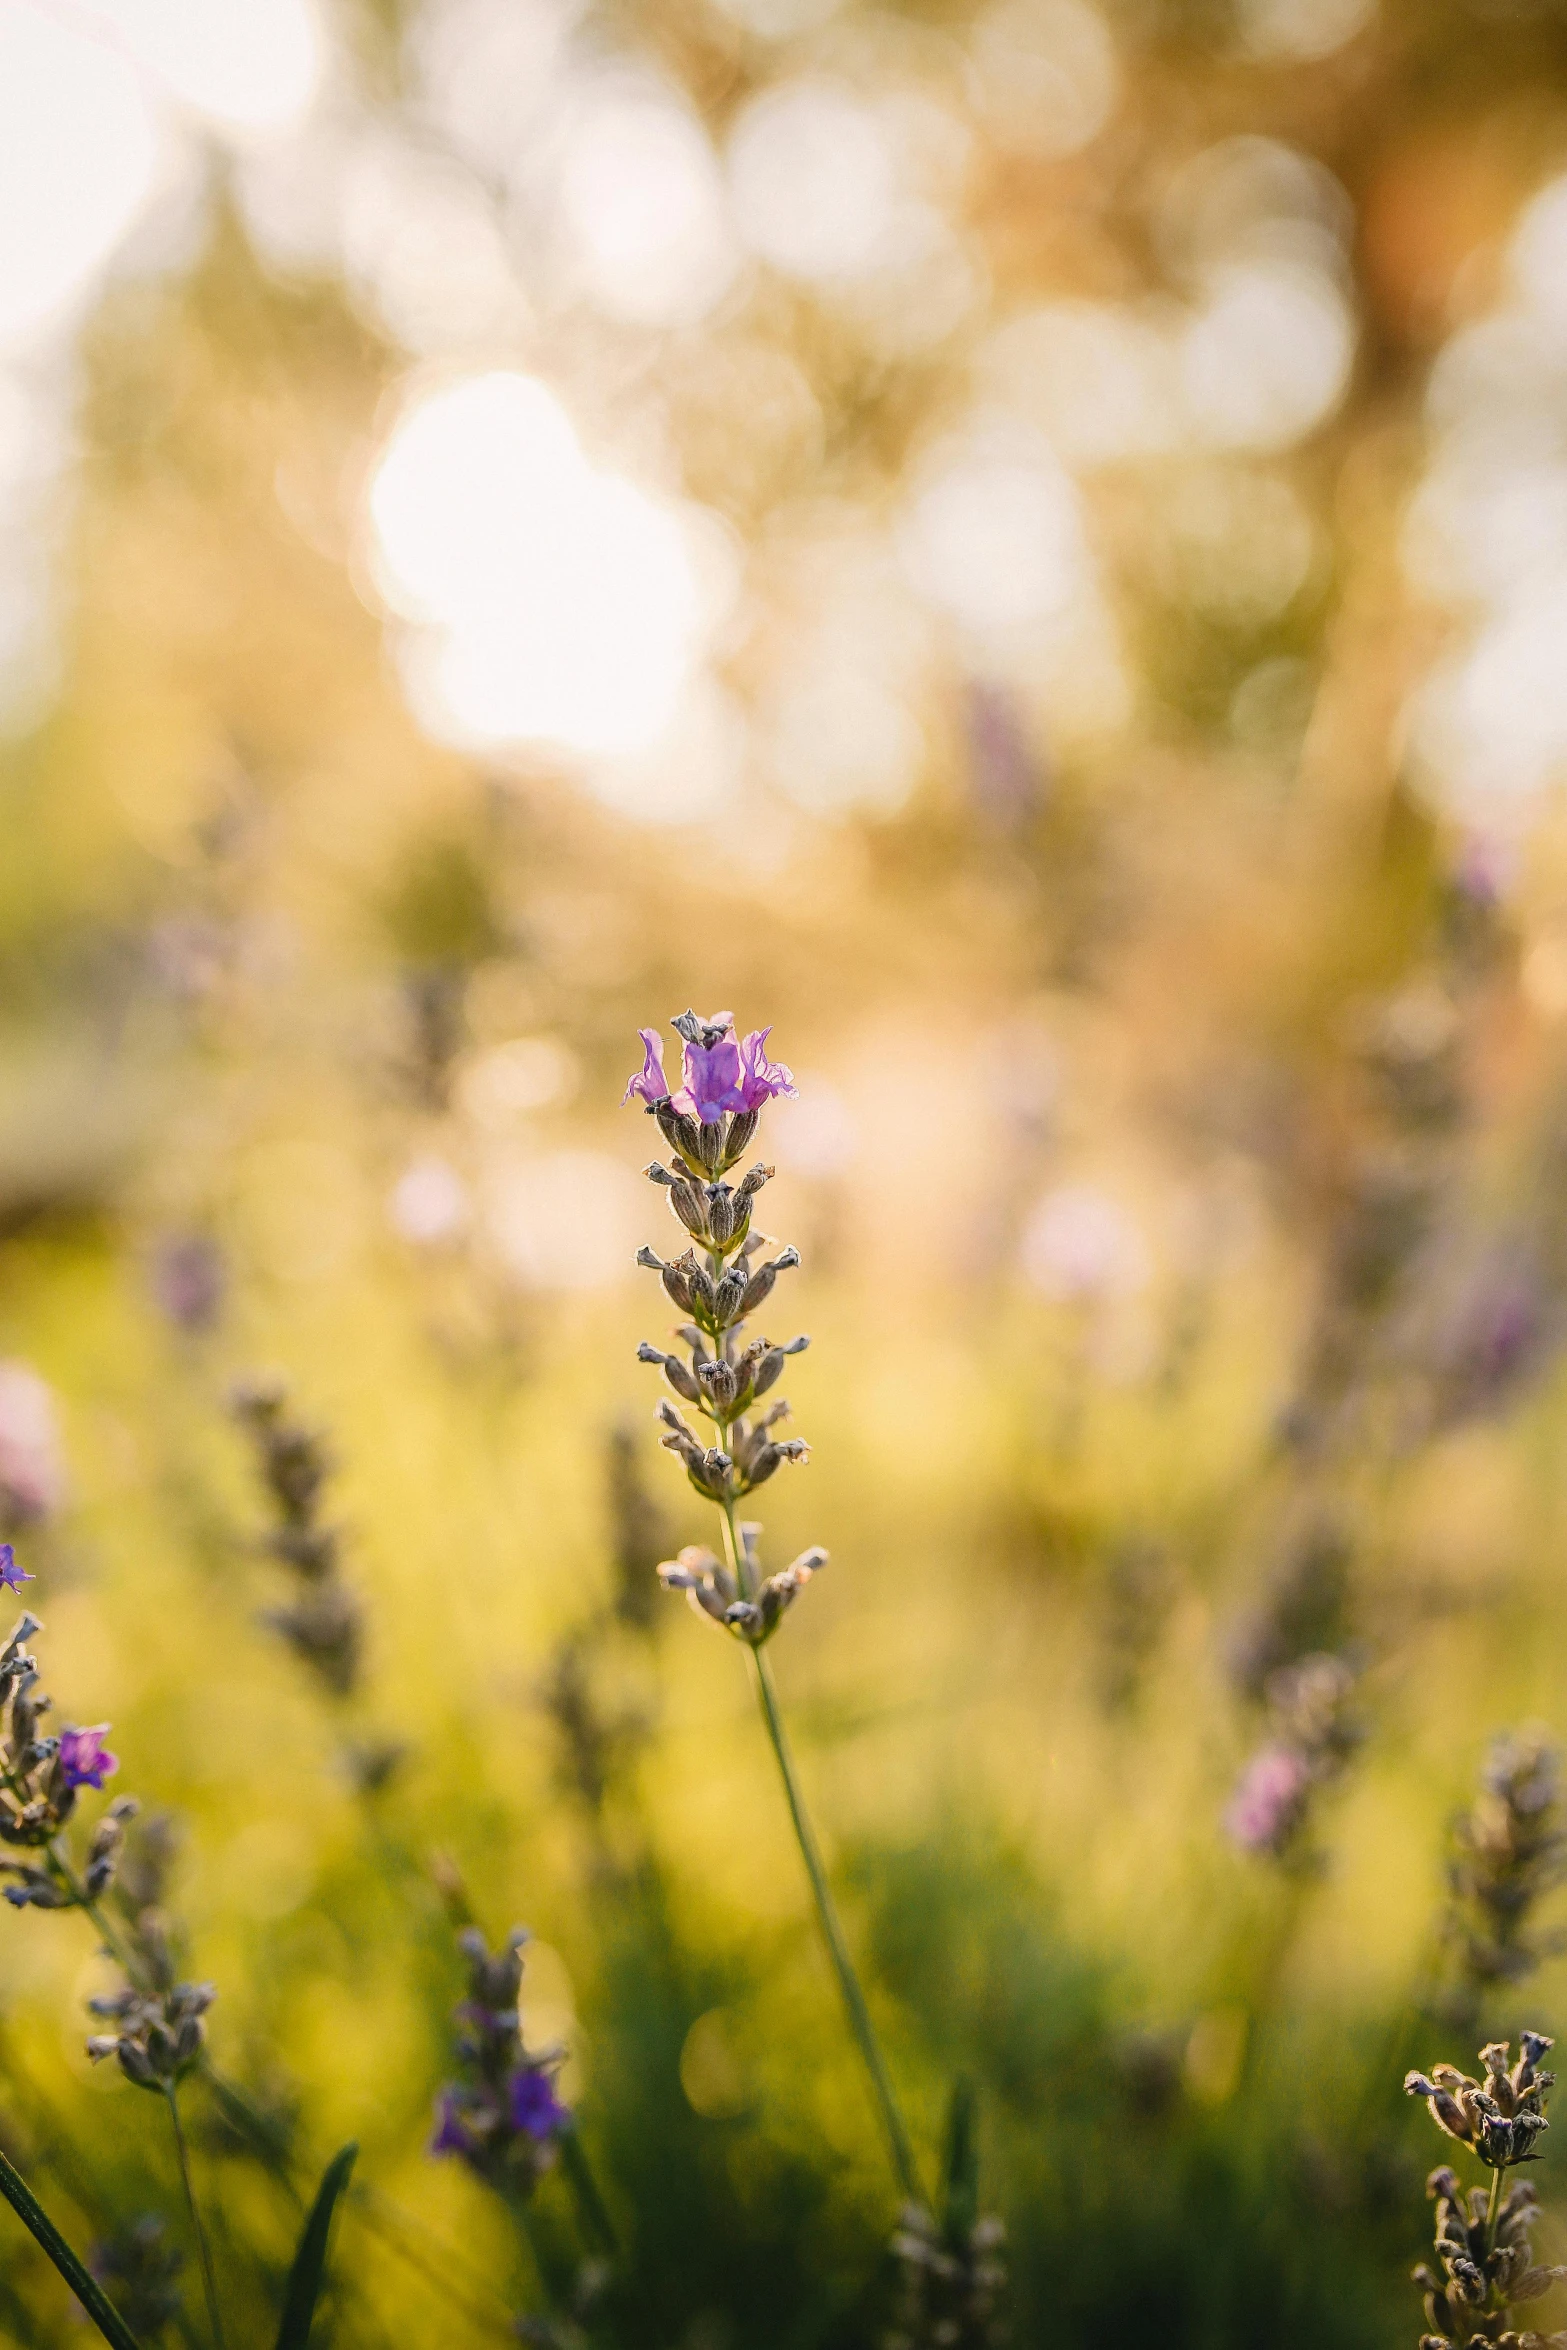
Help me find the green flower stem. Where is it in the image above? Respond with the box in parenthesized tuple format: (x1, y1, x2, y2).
(1486, 2161, 1506, 2258)
(0, 2140, 143, 2350)
(714, 1478, 922, 2204)
(559, 2128, 619, 2257)
(165, 2086, 225, 2350)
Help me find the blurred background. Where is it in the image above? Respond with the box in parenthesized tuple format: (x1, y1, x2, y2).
(4, 0, 1567, 2341)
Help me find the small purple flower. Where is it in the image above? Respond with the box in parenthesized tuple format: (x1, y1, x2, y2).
(678, 1033, 747, 1124)
(58, 1725, 118, 1792)
(623, 1028, 672, 1107)
(736, 1027, 797, 1112)
(429, 2089, 477, 2159)
(509, 2066, 570, 2141)
(0, 1544, 32, 1594)
(1224, 1742, 1310, 1855)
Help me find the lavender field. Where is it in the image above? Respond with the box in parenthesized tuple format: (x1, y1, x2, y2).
(2, 0, 1567, 2344)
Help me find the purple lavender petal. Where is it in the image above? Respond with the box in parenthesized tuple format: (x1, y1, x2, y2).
(58, 1726, 118, 1792)
(681, 1036, 746, 1124)
(623, 1028, 672, 1107)
(509, 2066, 571, 2140)
(737, 1027, 798, 1111)
(429, 2089, 476, 2158)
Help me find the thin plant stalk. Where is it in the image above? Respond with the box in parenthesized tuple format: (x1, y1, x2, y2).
(1485, 2158, 1506, 2256)
(164, 2087, 224, 2350)
(0, 2143, 144, 2350)
(715, 1479, 922, 2203)
(558, 2129, 619, 2258)
(628, 1015, 925, 2206)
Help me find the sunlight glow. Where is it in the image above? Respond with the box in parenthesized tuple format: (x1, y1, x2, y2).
(898, 432, 1091, 635)
(367, 371, 724, 764)
(728, 81, 903, 283)
(1404, 165, 1567, 820)
(556, 81, 740, 327)
(0, 1, 157, 348)
(86, 0, 325, 137)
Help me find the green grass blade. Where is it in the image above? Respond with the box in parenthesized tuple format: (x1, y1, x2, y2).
(273, 2142, 357, 2350)
(0, 2143, 144, 2350)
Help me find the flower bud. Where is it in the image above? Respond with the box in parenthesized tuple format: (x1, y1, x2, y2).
(723, 1110, 759, 1167)
(117, 2040, 158, 2088)
(698, 1359, 740, 1416)
(670, 1180, 709, 1240)
(696, 1120, 725, 1175)
(638, 1344, 701, 1404)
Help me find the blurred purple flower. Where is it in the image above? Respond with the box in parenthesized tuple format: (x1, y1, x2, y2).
(623, 1029, 672, 1107)
(58, 1726, 118, 1792)
(0, 1362, 65, 1527)
(1224, 1742, 1310, 1855)
(509, 2066, 570, 2140)
(429, 2089, 478, 2158)
(150, 1233, 226, 1334)
(0, 1545, 32, 1594)
(737, 1027, 797, 1112)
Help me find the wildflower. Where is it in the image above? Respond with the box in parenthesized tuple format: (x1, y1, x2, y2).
(58, 1724, 118, 1791)
(628, 1016, 809, 1585)
(1224, 1653, 1362, 1865)
(230, 1378, 364, 1696)
(624, 1010, 924, 2204)
(1404, 2039, 1567, 2349)
(0, 1543, 32, 1594)
(428, 1925, 571, 2194)
(1442, 1731, 1567, 2023)
(430, 2089, 477, 2159)
(1225, 1744, 1311, 1856)
(510, 2066, 571, 2141)
(0, 1606, 138, 1910)
(86, 1980, 216, 2091)
(625, 1010, 797, 1135)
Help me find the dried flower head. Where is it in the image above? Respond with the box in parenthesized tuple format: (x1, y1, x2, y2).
(1443, 1733, 1567, 2022)
(627, 1012, 824, 1642)
(86, 1979, 217, 2092)
(1405, 2038, 1565, 2348)
(230, 1377, 364, 1696)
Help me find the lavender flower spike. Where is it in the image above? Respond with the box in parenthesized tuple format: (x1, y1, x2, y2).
(58, 1725, 118, 1792)
(509, 2066, 571, 2141)
(0, 1543, 32, 1594)
(1224, 1742, 1309, 1854)
(623, 1028, 672, 1107)
(738, 1027, 797, 1111)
